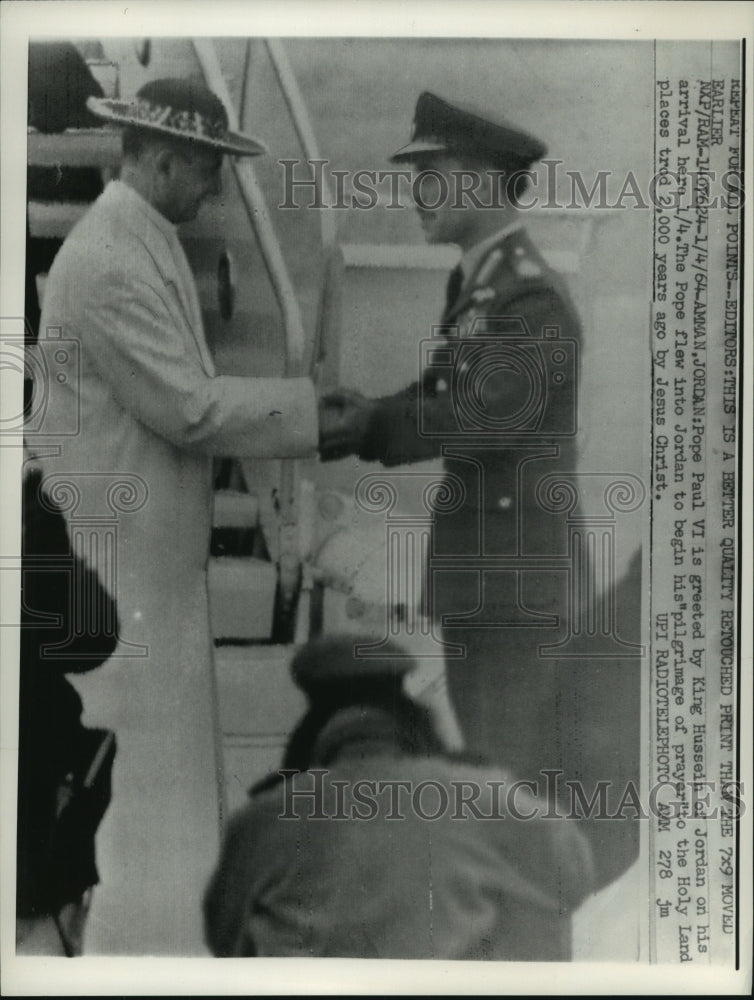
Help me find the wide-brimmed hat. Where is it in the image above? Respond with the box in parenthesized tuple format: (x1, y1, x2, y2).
(391, 90, 546, 169)
(86, 77, 266, 157)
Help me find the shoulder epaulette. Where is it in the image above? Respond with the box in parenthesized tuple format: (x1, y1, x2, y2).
(475, 247, 504, 286)
(510, 242, 543, 280)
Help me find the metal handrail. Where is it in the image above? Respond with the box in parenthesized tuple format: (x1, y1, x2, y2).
(192, 38, 307, 375)
(263, 38, 337, 251)
(193, 38, 310, 623)
(259, 40, 343, 393)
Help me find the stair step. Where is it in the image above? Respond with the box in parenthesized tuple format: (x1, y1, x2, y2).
(214, 644, 305, 737)
(214, 645, 305, 811)
(28, 201, 88, 239)
(208, 557, 277, 640)
(213, 490, 259, 528)
(27, 128, 121, 168)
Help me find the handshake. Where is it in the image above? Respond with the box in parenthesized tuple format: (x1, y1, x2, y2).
(318, 389, 376, 462)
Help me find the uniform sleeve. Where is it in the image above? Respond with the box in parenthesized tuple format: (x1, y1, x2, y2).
(360, 283, 580, 467)
(78, 266, 318, 459)
(360, 378, 444, 467)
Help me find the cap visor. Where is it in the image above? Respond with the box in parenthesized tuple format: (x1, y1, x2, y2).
(86, 96, 267, 157)
(389, 139, 451, 162)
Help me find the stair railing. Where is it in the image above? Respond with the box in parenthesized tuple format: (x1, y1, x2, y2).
(192, 38, 333, 626)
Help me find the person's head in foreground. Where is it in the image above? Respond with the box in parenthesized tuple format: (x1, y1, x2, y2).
(253, 636, 445, 790)
(204, 634, 595, 960)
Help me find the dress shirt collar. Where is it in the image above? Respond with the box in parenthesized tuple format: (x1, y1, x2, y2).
(459, 219, 523, 288)
(104, 179, 178, 242)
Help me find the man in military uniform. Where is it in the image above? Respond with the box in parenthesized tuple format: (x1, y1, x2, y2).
(320, 91, 583, 798)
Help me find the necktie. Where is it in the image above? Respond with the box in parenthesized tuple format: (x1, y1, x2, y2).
(443, 264, 463, 316)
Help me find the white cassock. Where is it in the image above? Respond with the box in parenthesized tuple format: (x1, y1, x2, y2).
(30, 179, 317, 954)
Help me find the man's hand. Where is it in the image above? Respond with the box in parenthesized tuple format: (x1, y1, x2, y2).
(318, 389, 375, 462)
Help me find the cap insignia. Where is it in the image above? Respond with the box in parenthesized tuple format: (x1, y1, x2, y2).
(513, 253, 543, 279)
(470, 287, 496, 305)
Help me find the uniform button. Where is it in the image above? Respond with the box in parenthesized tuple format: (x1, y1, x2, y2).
(497, 496, 512, 510)
(436, 378, 448, 392)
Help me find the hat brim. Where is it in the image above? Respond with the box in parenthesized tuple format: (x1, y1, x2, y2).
(86, 96, 267, 157)
(389, 139, 452, 163)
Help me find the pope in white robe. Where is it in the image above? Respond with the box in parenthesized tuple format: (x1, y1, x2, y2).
(30, 176, 318, 954)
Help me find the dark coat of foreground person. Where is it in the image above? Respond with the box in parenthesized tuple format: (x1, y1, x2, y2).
(203, 638, 595, 960)
(17, 468, 118, 954)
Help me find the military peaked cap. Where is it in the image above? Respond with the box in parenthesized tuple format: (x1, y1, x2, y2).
(390, 90, 547, 168)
